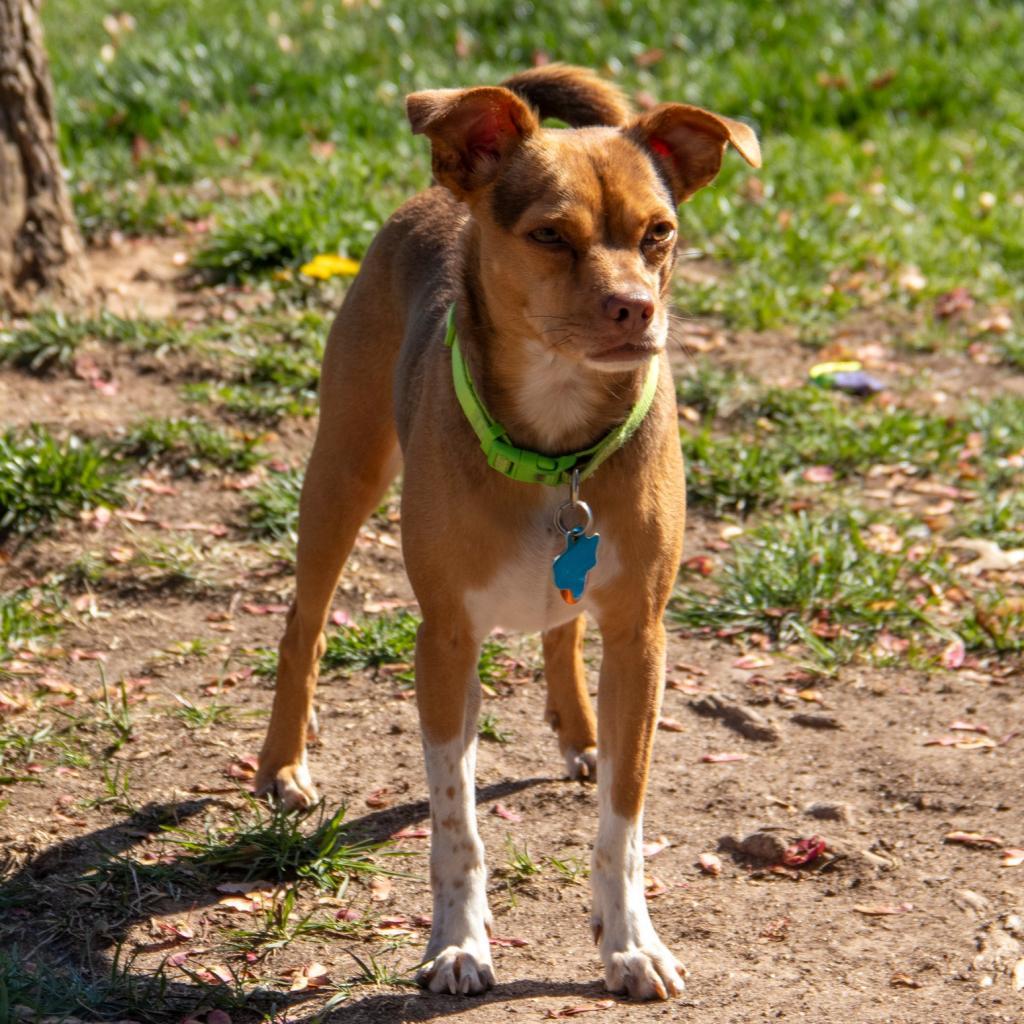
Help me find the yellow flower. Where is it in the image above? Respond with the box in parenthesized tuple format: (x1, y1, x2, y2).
(299, 253, 361, 280)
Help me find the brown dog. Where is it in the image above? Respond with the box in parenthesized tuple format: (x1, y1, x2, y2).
(255, 64, 759, 999)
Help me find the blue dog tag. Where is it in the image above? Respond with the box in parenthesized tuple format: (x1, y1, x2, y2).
(553, 527, 600, 604)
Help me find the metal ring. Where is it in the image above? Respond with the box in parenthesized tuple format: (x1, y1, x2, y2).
(555, 499, 593, 536)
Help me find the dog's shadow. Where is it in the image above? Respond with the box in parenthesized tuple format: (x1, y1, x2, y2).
(0, 777, 609, 1021)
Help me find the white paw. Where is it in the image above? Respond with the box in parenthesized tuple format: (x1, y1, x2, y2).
(604, 943, 686, 1001)
(254, 758, 318, 811)
(417, 947, 495, 995)
(564, 745, 597, 781)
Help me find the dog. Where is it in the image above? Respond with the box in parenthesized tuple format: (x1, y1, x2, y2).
(255, 64, 760, 1000)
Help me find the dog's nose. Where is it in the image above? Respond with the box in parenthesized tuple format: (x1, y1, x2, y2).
(602, 291, 655, 327)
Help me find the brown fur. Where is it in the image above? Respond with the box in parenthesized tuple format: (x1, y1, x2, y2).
(255, 64, 759, 998)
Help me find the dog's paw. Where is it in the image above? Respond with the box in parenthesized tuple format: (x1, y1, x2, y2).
(603, 944, 686, 1001)
(416, 947, 495, 996)
(254, 758, 318, 811)
(564, 745, 597, 781)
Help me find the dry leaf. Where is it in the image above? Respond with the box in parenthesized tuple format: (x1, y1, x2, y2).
(491, 802, 522, 823)
(288, 961, 330, 992)
(644, 875, 668, 897)
(701, 752, 749, 764)
(698, 852, 722, 876)
(1000, 848, 1024, 867)
(543, 1000, 616, 1019)
(657, 717, 686, 732)
(945, 831, 1003, 848)
(782, 836, 827, 867)
(940, 636, 965, 669)
(489, 935, 529, 947)
(949, 538, 1024, 574)
(642, 835, 671, 858)
(854, 902, 914, 915)
(391, 825, 430, 839)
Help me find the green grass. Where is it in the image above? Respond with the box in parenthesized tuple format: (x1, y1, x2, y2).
(118, 416, 264, 475)
(246, 468, 303, 538)
(39, 1, 1024, 322)
(163, 800, 395, 891)
(0, 590, 62, 667)
(0, 310, 186, 373)
(0, 428, 124, 539)
(673, 511, 954, 664)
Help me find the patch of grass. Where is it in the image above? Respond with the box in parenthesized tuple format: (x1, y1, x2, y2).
(682, 428, 789, 513)
(246, 468, 302, 539)
(0, 946, 174, 1024)
(0, 590, 62, 669)
(163, 800, 396, 891)
(961, 595, 1024, 653)
(0, 428, 124, 539)
(0, 311, 187, 373)
(322, 612, 421, 676)
(673, 511, 953, 664)
(501, 841, 542, 887)
(172, 694, 234, 730)
(118, 416, 264, 475)
(478, 712, 511, 744)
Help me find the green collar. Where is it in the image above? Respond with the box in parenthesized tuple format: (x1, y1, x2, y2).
(444, 305, 660, 487)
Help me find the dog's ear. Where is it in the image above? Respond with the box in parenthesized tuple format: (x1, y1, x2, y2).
(628, 104, 761, 203)
(406, 86, 539, 198)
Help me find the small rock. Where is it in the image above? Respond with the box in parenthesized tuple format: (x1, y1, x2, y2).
(721, 827, 789, 863)
(805, 801, 856, 824)
(791, 712, 843, 730)
(690, 694, 781, 742)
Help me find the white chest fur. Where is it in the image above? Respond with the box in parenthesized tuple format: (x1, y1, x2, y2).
(464, 490, 620, 637)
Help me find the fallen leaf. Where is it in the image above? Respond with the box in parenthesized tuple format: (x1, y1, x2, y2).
(489, 935, 529, 947)
(644, 875, 668, 898)
(925, 737, 995, 753)
(890, 972, 921, 988)
(945, 830, 1003, 848)
(1013, 958, 1024, 992)
(698, 852, 722, 876)
(226, 755, 258, 780)
(802, 465, 836, 484)
(949, 538, 1024, 574)
(365, 786, 393, 809)
(391, 825, 430, 839)
(949, 720, 989, 734)
(733, 654, 773, 670)
(935, 287, 974, 317)
(642, 835, 671, 858)
(853, 902, 914, 915)
(782, 836, 827, 867)
(543, 1000, 616, 1019)
(491, 802, 522, 823)
(700, 752, 749, 764)
(940, 636, 965, 669)
(240, 602, 289, 616)
(1001, 848, 1024, 867)
(287, 961, 330, 992)
(657, 717, 685, 732)
(330, 609, 353, 626)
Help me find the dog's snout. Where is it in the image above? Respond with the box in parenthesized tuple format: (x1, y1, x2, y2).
(602, 291, 655, 327)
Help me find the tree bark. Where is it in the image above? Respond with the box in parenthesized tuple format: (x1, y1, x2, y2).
(0, 0, 89, 311)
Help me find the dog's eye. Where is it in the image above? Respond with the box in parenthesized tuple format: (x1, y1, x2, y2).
(530, 226, 564, 245)
(643, 222, 676, 246)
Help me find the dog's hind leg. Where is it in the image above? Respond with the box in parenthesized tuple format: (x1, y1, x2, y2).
(256, 305, 401, 810)
(543, 616, 597, 780)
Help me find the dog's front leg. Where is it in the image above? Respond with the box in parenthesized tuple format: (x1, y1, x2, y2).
(414, 616, 495, 995)
(591, 618, 685, 1000)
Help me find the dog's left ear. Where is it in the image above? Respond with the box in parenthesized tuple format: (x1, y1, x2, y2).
(628, 103, 761, 203)
(407, 86, 539, 199)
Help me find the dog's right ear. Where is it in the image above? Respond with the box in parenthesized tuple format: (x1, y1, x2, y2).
(406, 87, 538, 199)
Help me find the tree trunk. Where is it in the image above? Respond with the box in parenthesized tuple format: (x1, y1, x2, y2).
(0, 0, 89, 312)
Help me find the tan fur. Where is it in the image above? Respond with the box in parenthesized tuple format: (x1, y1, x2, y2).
(255, 64, 759, 999)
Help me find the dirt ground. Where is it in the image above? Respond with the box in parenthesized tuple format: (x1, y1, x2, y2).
(1, 241, 1022, 1024)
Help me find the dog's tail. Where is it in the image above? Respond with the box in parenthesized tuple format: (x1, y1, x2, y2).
(501, 64, 632, 128)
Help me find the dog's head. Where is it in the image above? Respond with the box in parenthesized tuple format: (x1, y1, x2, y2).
(407, 80, 759, 373)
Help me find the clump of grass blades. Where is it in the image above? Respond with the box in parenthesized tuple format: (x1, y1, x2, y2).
(163, 800, 395, 890)
(673, 511, 951, 663)
(0, 590, 62, 667)
(118, 417, 263, 475)
(0, 311, 186, 373)
(246, 468, 302, 538)
(0, 428, 123, 539)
